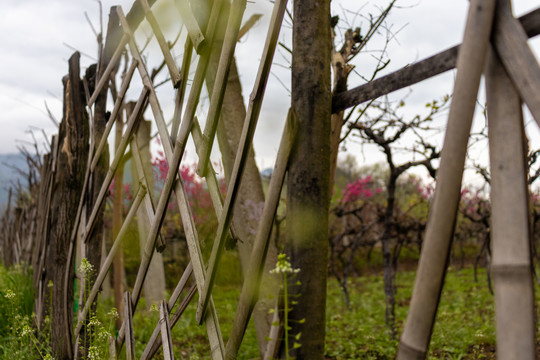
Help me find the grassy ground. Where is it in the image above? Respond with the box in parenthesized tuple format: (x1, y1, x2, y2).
(116, 265, 536, 359)
(2, 263, 538, 359)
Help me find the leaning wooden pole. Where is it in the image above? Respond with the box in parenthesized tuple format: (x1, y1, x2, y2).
(486, 48, 536, 360)
(282, 0, 331, 357)
(397, 0, 495, 358)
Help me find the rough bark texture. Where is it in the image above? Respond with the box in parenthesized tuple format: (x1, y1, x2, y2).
(47, 52, 89, 360)
(204, 1, 277, 355)
(282, 0, 331, 358)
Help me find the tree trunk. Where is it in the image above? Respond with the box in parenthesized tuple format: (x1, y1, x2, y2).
(282, 0, 331, 358)
(382, 172, 397, 337)
(47, 52, 89, 360)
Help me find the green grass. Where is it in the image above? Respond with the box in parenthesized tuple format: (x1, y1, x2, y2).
(117, 266, 533, 359)
(325, 267, 502, 359)
(2, 263, 538, 359)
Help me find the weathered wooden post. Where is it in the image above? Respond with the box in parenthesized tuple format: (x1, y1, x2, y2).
(398, 0, 495, 358)
(486, 47, 536, 359)
(47, 52, 89, 360)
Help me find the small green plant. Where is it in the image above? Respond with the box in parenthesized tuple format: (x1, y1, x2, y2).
(78, 258, 118, 359)
(270, 253, 303, 360)
(0, 264, 52, 359)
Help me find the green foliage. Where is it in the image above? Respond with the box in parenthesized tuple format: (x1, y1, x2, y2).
(324, 267, 540, 359)
(0, 263, 52, 359)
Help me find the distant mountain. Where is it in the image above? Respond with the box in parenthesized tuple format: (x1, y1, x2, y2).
(0, 153, 30, 208)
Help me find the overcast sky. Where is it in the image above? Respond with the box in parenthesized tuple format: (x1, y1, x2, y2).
(1, 0, 539, 180)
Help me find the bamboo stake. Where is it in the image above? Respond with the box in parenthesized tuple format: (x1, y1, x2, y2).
(196, 0, 247, 177)
(87, 33, 130, 107)
(131, 133, 166, 251)
(143, 284, 198, 359)
(140, 263, 193, 360)
(397, 0, 496, 358)
(486, 46, 536, 360)
(124, 292, 136, 360)
(138, 0, 182, 87)
(108, 336, 117, 360)
(225, 108, 297, 359)
(160, 300, 175, 360)
(73, 184, 146, 340)
(119, 3, 236, 245)
(174, 0, 206, 53)
(196, 0, 289, 324)
(491, 0, 540, 126)
(171, 39, 193, 142)
(115, 3, 226, 356)
(91, 59, 138, 171)
(82, 87, 149, 244)
(262, 303, 283, 360)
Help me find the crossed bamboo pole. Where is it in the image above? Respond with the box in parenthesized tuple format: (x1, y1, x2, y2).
(398, 0, 538, 358)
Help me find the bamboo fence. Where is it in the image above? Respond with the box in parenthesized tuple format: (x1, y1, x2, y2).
(0, 0, 539, 359)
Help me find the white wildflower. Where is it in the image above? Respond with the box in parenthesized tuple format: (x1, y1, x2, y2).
(79, 258, 93, 275)
(21, 325, 32, 337)
(107, 308, 119, 320)
(4, 289, 15, 299)
(270, 254, 300, 275)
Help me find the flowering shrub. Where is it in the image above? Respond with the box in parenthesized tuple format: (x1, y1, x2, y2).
(341, 176, 382, 204)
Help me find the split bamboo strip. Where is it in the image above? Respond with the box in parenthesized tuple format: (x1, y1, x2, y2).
(196, 0, 247, 177)
(131, 134, 166, 250)
(238, 14, 263, 41)
(174, 0, 206, 53)
(117, 5, 217, 305)
(196, 0, 289, 323)
(262, 303, 282, 360)
(171, 39, 193, 142)
(160, 300, 175, 360)
(91, 59, 139, 171)
(108, 336, 117, 360)
(121, 0, 239, 240)
(138, 0, 182, 87)
(73, 184, 146, 340)
(225, 108, 297, 359)
(82, 87, 149, 244)
(397, 0, 496, 358)
(118, 2, 234, 234)
(115, 4, 226, 356)
(87, 33, 130, 106)
(491, 0, 540, 126)
(140, 263, 193, 360)
(143, 284, 198, 360)
(486, 47, 536, 360)
(124, 292, 136, 360)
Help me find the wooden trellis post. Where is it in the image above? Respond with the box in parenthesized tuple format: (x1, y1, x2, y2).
(486, 45, 536, 360)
